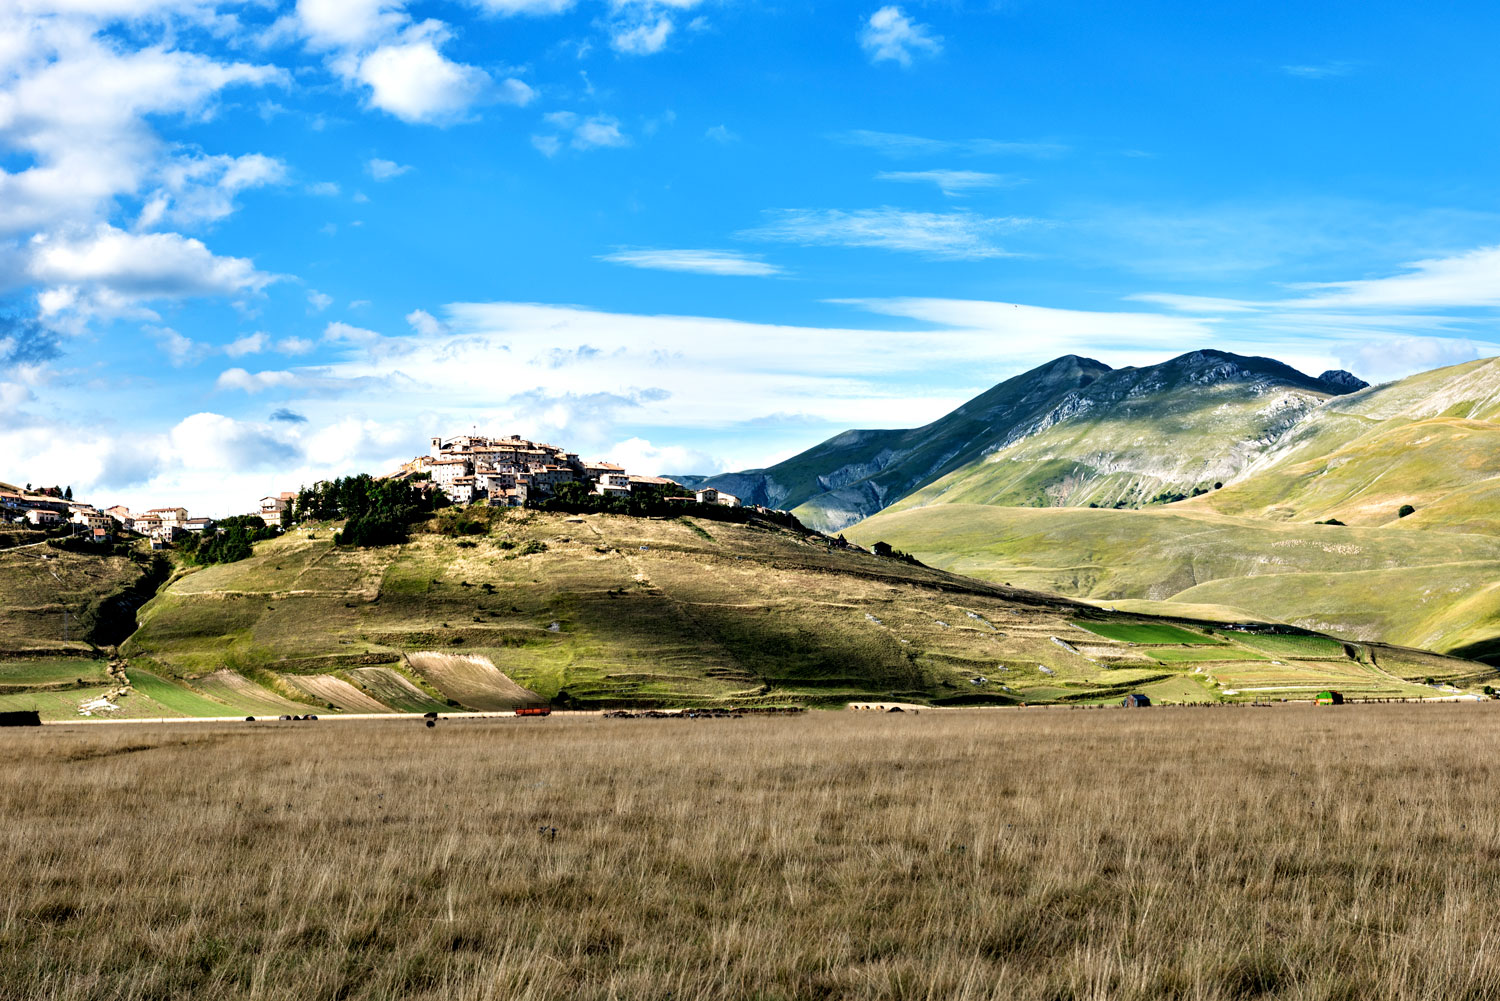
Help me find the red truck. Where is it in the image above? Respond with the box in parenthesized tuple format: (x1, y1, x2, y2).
(514, 707, 551, 717)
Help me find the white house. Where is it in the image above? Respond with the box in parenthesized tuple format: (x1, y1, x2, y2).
(73, 511, 113, 534)
(447, 476, 476, 505)
(147, 507, 188, 528)
(695, 488, 741, 508)
(258, 495, 286, 528)
(595, 472, 632, 497)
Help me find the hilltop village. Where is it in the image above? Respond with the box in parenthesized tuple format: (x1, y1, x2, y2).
(251, 433, 744, 525)
(0, 484, 210, 546)
(391, 434, 739, 509)
(3, 433, 746, 548)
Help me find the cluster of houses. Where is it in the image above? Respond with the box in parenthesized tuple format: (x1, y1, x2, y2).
(1, 486, 210, 545)
(392, 434, 741, 509)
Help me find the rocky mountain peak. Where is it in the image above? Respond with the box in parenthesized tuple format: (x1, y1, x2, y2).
(1317, 370, 1369, 395)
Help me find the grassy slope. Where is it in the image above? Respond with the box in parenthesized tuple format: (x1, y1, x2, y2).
(845, 503, 1500, 658)
(842, 358, 1500, 658)
(1175, 357, 1500, 529)
(0, 544, 150, 655)
(1192, 414, 1500, 529)
(111, 510, 1485, 713)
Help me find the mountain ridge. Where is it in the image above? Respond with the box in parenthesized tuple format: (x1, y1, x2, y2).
(844, 355, 1500, 660)
(699, 349, 1368, 532)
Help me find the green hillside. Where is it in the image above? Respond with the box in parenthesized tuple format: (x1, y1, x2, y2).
(0, 541, 161, 655)
(1189, 358, 1500, 529)
(845, 503, 1500, 659)
(824, 356, 1500, 658)
(1, 507, 1477, 720)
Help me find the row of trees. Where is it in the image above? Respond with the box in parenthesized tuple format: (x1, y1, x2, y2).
(20, 484, 72, 499)
(302, 475, 448, 547)
(529, 480, 808, 531)
(176, 515, 279, 565)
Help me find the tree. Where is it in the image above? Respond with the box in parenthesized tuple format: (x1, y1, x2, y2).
(1398, 504, 1416, 518)
(64, 485, 73, 500)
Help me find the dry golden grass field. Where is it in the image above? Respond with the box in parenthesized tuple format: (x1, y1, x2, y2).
(6, 707, 1500, 1001)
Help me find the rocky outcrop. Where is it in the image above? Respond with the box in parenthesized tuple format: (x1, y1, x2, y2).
(1317, 370, 1369, 394)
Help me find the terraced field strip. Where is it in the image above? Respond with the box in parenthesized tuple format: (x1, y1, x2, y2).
(127, 670, 241, 717)
(345, 667, 450, 713)
(1148, 647, 1267, 664)
(190, 670, 321, 716)
(1071, 621, 1223, 645)
(0, 658, 110, 686)
(405, 652, 545, 710)
(1227, 633, 1350, 659)
(0, 685, 186, 720)
(283, 674, 392, 713)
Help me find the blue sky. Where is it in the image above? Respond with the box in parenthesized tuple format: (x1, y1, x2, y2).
(3, 0, 1500, 514)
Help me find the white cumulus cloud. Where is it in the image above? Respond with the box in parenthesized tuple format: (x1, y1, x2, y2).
(606, 436, 726, 477)
(859, 6, 941, 67)
(611, 15, 672, 54)
(367, 157, 412, 180)
(535, 111, 630, 152)
(226, 331, 270, 357)
(216, 368, 304, 393)
(354, 26, 492, 124)
(28, 224, 276, 301)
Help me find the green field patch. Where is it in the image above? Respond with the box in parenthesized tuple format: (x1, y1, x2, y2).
(1137, 675, 1218, 703)
(1149, 647, 1266, 664)
(0, 684, 187, 721)
(128, 670, 238, 717)
(1229, 632, 1349, 659)
(0, 658, 110, 687)
(1071, 621, 1222, 645)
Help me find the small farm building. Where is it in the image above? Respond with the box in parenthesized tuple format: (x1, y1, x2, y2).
(872, 541, 894, 557)
(1316, 691, 1344, 705)
(1121, 693, 1152, 708)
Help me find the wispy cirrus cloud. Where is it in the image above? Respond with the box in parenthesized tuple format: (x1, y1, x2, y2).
(742, 208, 1030, 259)
(831, 129, 1068, 159)
(599, 249, 785, 276)
(1134, 245, 1500, 313)
(1285, 245, 1500, 309)
(875, 169, 1023, 196)
(1281, 61, 1356, 79)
